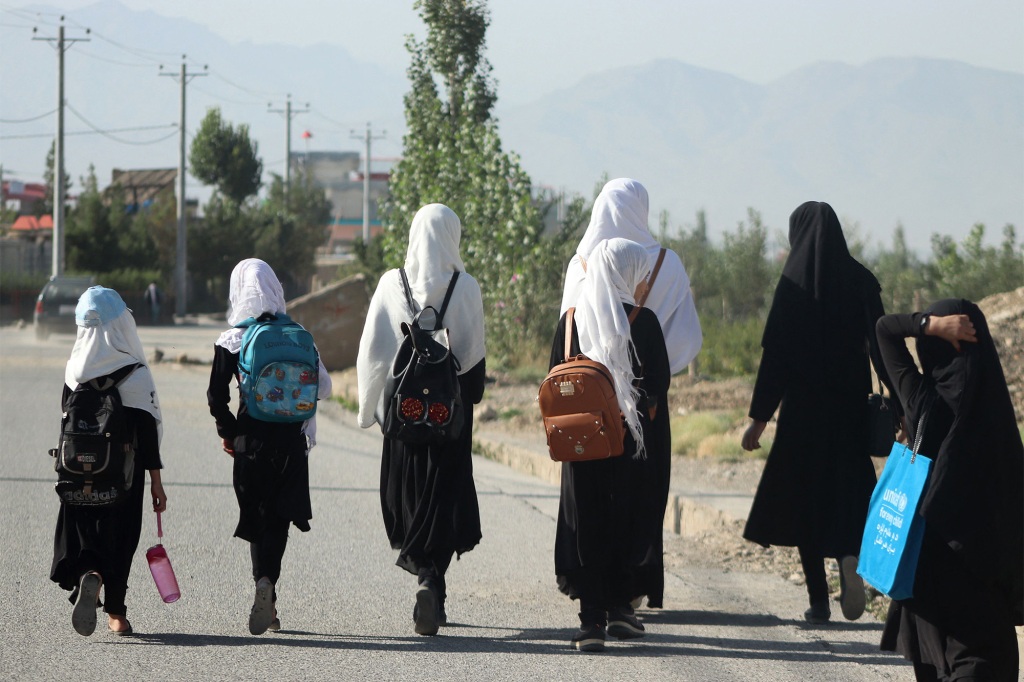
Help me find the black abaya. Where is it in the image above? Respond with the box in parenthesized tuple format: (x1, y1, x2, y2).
(380, 359, 486, 576)
(208, 344, 312, 542)
(743, 202, 890, 560)
(551, 305, 671, 609)
(50, 402, 161, 617)
(876, 301, 1023, 680)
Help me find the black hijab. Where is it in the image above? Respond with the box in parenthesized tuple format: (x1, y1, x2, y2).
(762, 201, 880, 371)
(913, 298, 1023, 621)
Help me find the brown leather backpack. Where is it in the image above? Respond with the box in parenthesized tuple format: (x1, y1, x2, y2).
(538, 308, 626, 462)
(539, 248, 667, 462)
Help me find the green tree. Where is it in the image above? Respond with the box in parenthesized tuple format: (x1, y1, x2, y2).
(719, 209, 773, 319)
(39, 140, 72, 217)
(872, 224, 926, 313)
(189, 107, 262, 204)
(254, 169, 331, 290)
(379, 0, 545, 364)
(65, 166, 128, 273)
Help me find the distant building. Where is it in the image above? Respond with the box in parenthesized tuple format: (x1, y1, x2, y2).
(110, 168, 196, 215)
(292, 151, 391, 254)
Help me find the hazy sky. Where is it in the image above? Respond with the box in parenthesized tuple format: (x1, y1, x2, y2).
(10, 0, 1024, 106)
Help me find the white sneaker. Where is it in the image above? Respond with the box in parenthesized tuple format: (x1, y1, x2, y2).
(249, 577, 274, 635)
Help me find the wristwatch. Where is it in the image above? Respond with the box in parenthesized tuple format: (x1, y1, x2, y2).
(919, 313, 930, 335)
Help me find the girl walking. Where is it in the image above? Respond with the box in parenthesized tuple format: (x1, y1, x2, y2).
(356, 204, 486, 637)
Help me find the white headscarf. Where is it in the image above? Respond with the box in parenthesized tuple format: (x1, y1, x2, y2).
(574, 238, 649, 458)
(215, 259, 332, 449)
(65, 287, 162, 444)
(356, 204, 486, 429)
(560, 178, 703, 375)
(216, 258, 289, 353)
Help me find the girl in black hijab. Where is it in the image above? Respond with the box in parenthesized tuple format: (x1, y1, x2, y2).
(875, 299, 1023, 681)
(741, 201, 893, 623)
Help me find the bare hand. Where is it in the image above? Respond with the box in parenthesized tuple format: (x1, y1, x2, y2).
(222, 438, 235, 457)
(925, 314, 977, 351)
(896, 415, 909, 444)
(151, 480, 167, 513)
(741, 420, 767, 451)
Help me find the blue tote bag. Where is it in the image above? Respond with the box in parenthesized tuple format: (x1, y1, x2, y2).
(857, 411, 934, 600)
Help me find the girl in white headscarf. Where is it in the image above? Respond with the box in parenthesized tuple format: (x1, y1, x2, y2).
(207, 258, 332, 636)
(356, 204, 486, 637)
(561, 178, 699, 615)
(550, 238, 671, 652)
(51, 286, 166, 638)
(560, 178, 702, 375)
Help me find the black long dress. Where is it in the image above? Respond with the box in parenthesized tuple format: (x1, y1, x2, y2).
(51, 391, 162, 618)
(743, 202, 890, 560)
(380, 359, 486, 577)
(207, 345, 312, 542)
(551, 305, 671, 610)
(876, 302, 1022, 681)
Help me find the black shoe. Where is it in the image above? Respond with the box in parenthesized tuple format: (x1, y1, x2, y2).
(571, 623, 606, 652)
(438, 603, 448, 626)
(413, 585, 439, 636)
(804, 600, 830, 624)
(607, 607, 646, 639)
(838, 555, 865, 620)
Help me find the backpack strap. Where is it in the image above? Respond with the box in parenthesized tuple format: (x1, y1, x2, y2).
(628, 247, 667, 324)
(564, 307, 576, 361)
(398, 268, 417, 316)
(435, 272, 460, 328)
(85, 362, 141, 391)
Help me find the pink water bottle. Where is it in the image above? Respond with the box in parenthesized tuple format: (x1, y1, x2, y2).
(146, 511, 181, 603)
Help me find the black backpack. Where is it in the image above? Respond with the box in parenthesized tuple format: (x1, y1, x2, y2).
(380, 269, 465, 445)
(50, 363, 140, 506)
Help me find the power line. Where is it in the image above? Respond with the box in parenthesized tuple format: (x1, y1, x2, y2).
(1, 123, 177, 141)
(0, 108, 57, 124)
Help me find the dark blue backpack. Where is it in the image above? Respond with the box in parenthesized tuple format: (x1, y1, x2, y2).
(236, 313, 319, 423)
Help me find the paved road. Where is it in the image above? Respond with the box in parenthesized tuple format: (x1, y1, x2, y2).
(0, 323, 918, 681)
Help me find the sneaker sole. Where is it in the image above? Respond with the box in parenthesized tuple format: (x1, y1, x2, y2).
(249, 581, 274, 635)
(607, 621, 646, 640)
(839, 555, 865, 621)
(573, 637, 606, 652)
(72, 573, 101, 637)
(414, 586, 439, 636)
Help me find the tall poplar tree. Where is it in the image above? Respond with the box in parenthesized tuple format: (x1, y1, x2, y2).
(381, 0, 549, 363)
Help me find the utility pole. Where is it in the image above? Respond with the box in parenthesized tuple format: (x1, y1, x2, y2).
(33, 17, 89, 278)
(160, 56, 206, 318)
(350, 122, 386, 244)
(268, 95, 309, 205)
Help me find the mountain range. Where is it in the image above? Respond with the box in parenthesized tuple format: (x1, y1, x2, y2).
(2, 1, 1021, 252)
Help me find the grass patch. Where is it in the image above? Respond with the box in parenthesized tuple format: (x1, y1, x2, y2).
(670, 408, 768, 461)
(500, 407, 524, 420)
(332, 394, 358, 412)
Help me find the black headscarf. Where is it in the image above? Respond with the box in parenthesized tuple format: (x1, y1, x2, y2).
(913, 298, 1023, 622)
(761, 201, 880, 372)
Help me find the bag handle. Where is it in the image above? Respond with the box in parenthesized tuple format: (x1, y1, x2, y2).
(156, 509, 164, 540)
(84, 362, 141, 391)
(909, 393, 937, 463)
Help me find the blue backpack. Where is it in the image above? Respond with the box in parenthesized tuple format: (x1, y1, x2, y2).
(236, 313, 319, 423)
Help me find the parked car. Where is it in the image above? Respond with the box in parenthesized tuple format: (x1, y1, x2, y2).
(33, 276, 95, 340)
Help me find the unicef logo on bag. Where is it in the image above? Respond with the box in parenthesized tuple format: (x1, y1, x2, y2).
(882, 487, 909, 514)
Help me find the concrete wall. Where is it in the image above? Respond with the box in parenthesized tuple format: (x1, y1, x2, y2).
(287, 273, 370, 372)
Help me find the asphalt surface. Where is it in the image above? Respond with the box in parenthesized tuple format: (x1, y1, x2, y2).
(0, 320, 925, 681)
